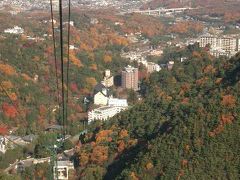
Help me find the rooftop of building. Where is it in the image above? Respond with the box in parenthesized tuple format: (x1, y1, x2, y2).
(5, 135, 22, 141)
(90, 106, 127, 114)
(94, 83, 106, 93)
(22, 134, 38, 142)
(96, 106, 113, 111)
(123, 65, 138, 72)
(200, 33, 240, 39)
(56, 160, 74, 167)
(108, 98, 127, 102)
(45, 125, 63, 131)
(94, 83, 112, 97)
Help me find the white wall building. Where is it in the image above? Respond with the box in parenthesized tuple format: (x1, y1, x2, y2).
(121, 51, 143, 62)
(0, 136, 6, 154)
(69, 45, 78, 50)
(93, 84, 112, 106)
(210, 49, 231, 57)
(63, 21, 74, 27)
(199, 35, 240, 57)
(54, 161, 74, 180)
(4, 26, 24, 34)
(108, 98, 128, 107)
(88, 106, 127, 123)
(94, 91, 109, 106)
(147, 62, 161, 73)
(199, 35, 238, 52)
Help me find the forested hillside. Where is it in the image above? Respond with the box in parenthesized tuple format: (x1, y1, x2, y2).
(73, 47, 240, 179)
(0, 9, 205, 136)
(1, 6, 240, 179)
(0, 10, 132, 135)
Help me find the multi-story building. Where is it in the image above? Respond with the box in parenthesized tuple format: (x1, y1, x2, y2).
(93, 84, 112, 106)
(147, 62, 161, 73)
(210, 49, 231, 58)
(101, 69, 114, 88)
(199, 35, 240, 56)
(53, 161, 74, 180)
(88, 106, 127, 123)
(122, 65, 138, 91)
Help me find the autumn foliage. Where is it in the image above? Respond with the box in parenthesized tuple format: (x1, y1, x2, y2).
(70, 23, 129, 52)
(70, 83, 78, 93)
(8, 92, 17, 101)
(119, 129, 128, 139)
(69, 51, 83, 68)
(1, 81, 13, 90)
(130, 172, 139, 180)
(224, 12, 240, 23)
(2, 102, 18, 118)
(0, 124, 8, 135)
(121, 14, 164, 37)
(117, 140, 125, 153)
(103, 54, 112, 63)
(169, 21, 204, 35)
(220, 114, 234, 125)
(86, 77, 97, 88)
(79, 151, 89, 167)
(209, 114, 235, 137)
(90, 145, 108, 164)
(0, 63, 16, 76)
(90, 64, 98, 71)
(203, 65, 216, 74)
(146, 162, 154, 170)
(96, 130, 113, 143)
(221, 95, 236, 108)
(21, 73, 32, 81)
(196, 77, 209, 86)
(179, 83, 191, 96)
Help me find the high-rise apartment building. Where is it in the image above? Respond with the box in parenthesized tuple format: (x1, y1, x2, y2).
(121, 65, 138, 91)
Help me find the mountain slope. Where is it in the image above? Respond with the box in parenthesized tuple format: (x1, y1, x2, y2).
(74, 49, 240, 179)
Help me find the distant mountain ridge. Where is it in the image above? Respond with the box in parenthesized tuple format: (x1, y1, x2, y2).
(142, 0, 240, 9)
(0, 0, 152, 11)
